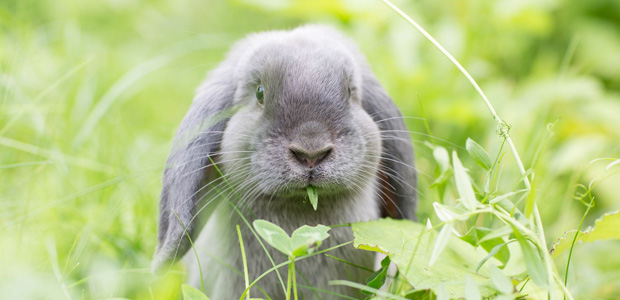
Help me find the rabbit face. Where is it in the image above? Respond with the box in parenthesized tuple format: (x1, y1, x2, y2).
(153, 25, 417, 276)
(220, 41, 382, 203)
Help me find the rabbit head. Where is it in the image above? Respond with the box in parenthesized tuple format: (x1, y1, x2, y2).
(153, 25, 417, 272)
(220, 32, 382, 206)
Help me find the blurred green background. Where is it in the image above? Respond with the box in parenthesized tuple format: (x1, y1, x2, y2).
(1, 0, 619, 298)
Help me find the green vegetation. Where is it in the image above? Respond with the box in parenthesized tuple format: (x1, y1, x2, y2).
(1, 0, 619, 299)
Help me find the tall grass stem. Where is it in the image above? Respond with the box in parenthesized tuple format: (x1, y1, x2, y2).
(237, 225, 251, 299)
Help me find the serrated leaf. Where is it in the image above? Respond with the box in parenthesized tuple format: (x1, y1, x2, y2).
(352, 219, 498, 298)
(253, 220, 292, 256)
(306, 185, 318, 210)
(290, 224, 330, 257)
(452, 151, 478, 211)
(182, 284, 210, 300)
(488, 264, 513, 295)
(466, 138, 492, 170)
(465, 275, 482, 300)
(551, 210, 620, 257)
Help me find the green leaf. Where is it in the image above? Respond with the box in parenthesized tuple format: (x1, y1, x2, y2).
(465, 275, 482, 300)
(476, 239, 513, 272)
(524, 179, 536, 218)
(253, 219, 292, 256)
(551, 210, 620, 257)
(513, 230, 547, 287)
(488, 264, 514, 295)
(430, 223, 452, 266)
(182, 284, 210, 300)
(452, 151, 478, 211)
(306, 185, 319, 210)
(430, 145, 453, 189)
(253, 220, 330, 258)
(433, 145, 451, 172)
(466, 138, 492, 170)
(363, 256, 391, 296)
(352, 219, 498, 298)
(435, 282, 449, 300)
(478, 226, 513, 244)
(432, 202, 469, 222)
(290, 224, 330, 257)
(488, 189, 529, 204)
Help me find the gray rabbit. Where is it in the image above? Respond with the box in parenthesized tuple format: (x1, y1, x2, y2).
(153, 25, 417, 299)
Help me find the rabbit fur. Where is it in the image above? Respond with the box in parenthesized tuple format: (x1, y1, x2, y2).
(153, 24, 417, 299)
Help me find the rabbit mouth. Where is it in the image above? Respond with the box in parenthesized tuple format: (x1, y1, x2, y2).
(265, 180, 356, 199)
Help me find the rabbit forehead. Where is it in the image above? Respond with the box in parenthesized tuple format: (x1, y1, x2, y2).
(234, 27, 363, 89)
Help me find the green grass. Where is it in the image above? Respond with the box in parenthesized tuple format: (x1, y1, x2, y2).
(1, 0, 620, 299)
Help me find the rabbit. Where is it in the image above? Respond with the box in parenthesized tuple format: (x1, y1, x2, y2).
(153, 24, 417, 299)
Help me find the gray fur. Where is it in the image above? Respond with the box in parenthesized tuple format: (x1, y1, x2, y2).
(154, 25, 418, 299)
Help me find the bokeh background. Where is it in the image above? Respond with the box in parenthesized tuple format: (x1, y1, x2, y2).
(1, 0, 619, 298)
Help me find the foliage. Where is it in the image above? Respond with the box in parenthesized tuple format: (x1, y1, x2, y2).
(1, 0, 620, 299)
(551, 210, 620, 258)
(251, 220, 331, 300)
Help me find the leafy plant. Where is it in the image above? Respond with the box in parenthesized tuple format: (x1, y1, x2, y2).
(250, 220, 331, 300)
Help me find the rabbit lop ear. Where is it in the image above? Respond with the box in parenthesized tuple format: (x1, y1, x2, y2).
(152, 68, 235, 273)
(360, 68, 418, 221)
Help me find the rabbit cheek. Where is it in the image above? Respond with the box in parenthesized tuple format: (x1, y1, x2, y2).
(219, 108, 262, 181)
(352, 107, 383, 181)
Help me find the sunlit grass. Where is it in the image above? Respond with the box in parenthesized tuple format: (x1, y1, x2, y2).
(1, 0, 619, 299)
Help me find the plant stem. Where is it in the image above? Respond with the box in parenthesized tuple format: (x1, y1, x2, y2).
(292, 261, 298, 300)
(237, 225, 250, 299)
(286, 261, 292, 300)
(238, 241, 353, 300)
(172, 210, 204, 293)
(380, 0, 532, 190)
(564, 196, 594, 288)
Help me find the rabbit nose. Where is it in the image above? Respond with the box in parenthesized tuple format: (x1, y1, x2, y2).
(289, 144, 333, 169)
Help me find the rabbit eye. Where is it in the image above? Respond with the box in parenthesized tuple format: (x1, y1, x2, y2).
(256, 85, 264, 104)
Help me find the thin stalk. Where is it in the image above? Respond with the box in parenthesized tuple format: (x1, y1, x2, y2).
(172, 210, 204, 292)
(237, 225, 251, 300)
(292, 261, 299, 300)
(493, 207, 572, 300)
(380, 0, 532, 189)
(564, 196, 594, 288)
(286, 261, 293, 300)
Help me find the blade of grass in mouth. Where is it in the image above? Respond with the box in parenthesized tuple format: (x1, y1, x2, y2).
(306, 185, 318, 211)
